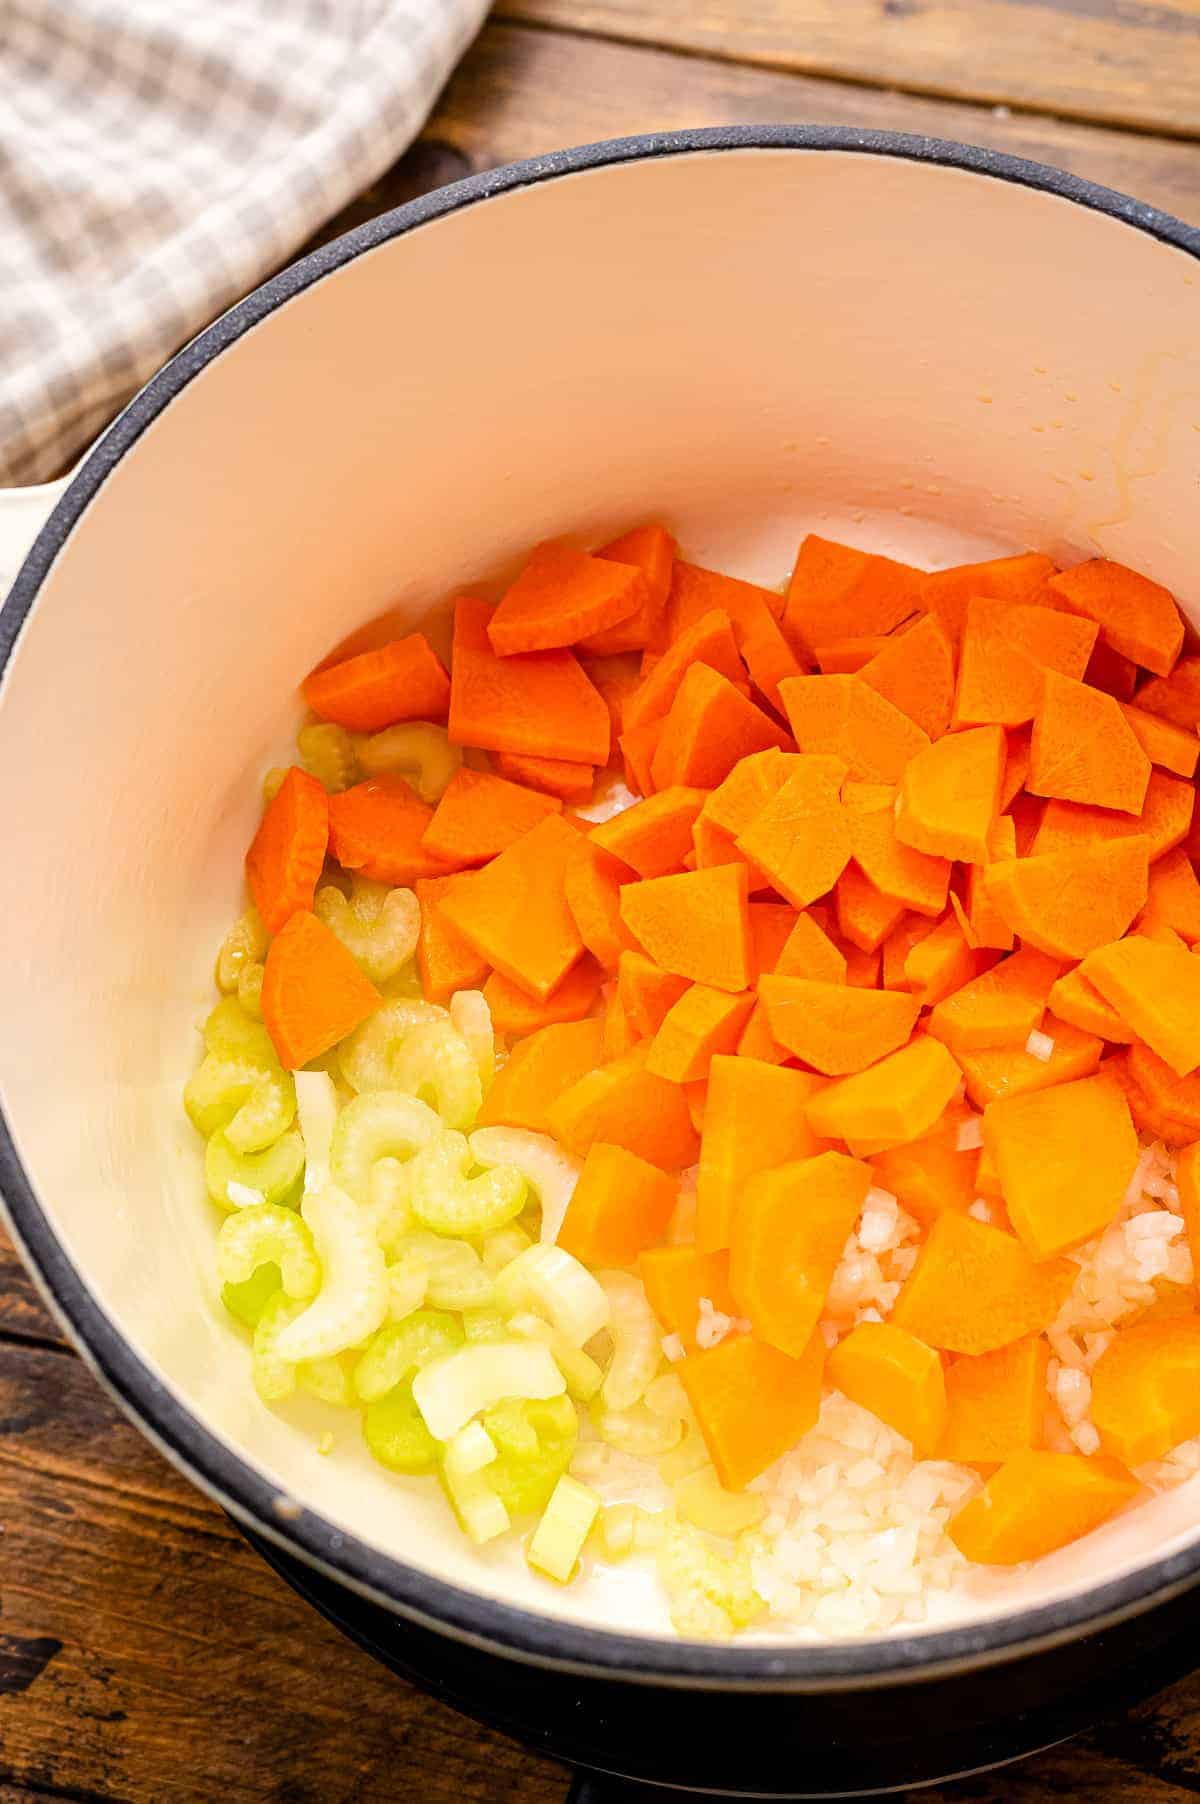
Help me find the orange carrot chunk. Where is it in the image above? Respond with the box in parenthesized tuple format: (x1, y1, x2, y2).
(261, 910, 382, 1069)
(836, 862, 908, 954)
(903, 913, 980, 1008)
(645, 984, 756, 1083)
(482, 959, 604, 1037)
(747, 902, 801, 978)
(984, 836, 1149, 961)
(890, 1212, 1074, 1354)
(617, 950, 690, 1037)
(894, 725, 1005, 864)
(578, 524, 677, 654)
(735, 755, 852, 909)
(414, 875, 490, 1002)
(563, 837, 637, 973)
(952, 597, 1097, 731)
(1176, 1142, 1200, 1288)
(1091, 1317, 1200, 1466)
(881, 912, 937, 990)
(1028, 672, 1150, 815)
(1136, 655, 1200, 731)
(784, 534, 923, 652)
(421, 767, 561, 866)
(937, 1337, 1048, 1468)
(958, 1014, 1102, 1109)
(758, 976, 919, 1076)
(679, 1333, 826, 1492)
(920, 551, 1058, 652)
(651, 663, 792, 791)
(828, 1323, 947, 1458)
(436, 814, 584, 1000)
(731, 1151, 873, 1356)
(302, 634, 450, 732)
(845, 782, 952, 916)
(948, 1451, 1137, 1564)
(780, 674, 929, 783)
(640, 1246, 738, 1352)
(983, 1072, 1137, 1260)
(1120, 702, 1199, 780)
(487, 540, 645, 657)
(1127, 1042, 1200, 1133)
(493, 750, 595, 803)
(1046, 966, 1133, 1042)
(869, 1107, 980, 1226)
(804, 1035, 963, 1156)
(546, 1043, 700, 1168)
(558, 1142, 677, 1267)
(591, 786, 709, 878)
(814, 634, 894, 674)
(1032, 772, 1194, 863)
(928, 945, 1063, 1056)
(735, 593, 808, 713)
(735, 1002, 790, 1065)
(1143, 846, 1200, 943)
(603, 987, 638, 1060)
(966, 814, 1017, 951)
(328, 774, 456, 885)
(858, 614, 955, 740)
(773, 909, 848, 983)
(1080, 934, 1200, 1076)
(245, 767, 329, 934)
(655, 560, 786, 653)
(696, 1057, 829, 1253)
(1048, 558, 1184, 678)
(620, 864, 752, 992)
(477, 1017, 605, 1133)
(625, 608, 745, 734)
(447, 597, 610, 766)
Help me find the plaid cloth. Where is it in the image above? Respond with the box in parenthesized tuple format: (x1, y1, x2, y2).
(0, 0, 488, 486)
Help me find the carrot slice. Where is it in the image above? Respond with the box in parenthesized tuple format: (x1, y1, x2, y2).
(928, 945, 1062, 1056)
(920, 551, 1057, 652)
(1120, 703, 1199, 779)
(736, 1002, 790, 1065)
(953, 597, 1097, 730)
(1144, 846, 1200, 942)
(580, 651, 642, 741)
(620, 864, 751, 992)
(948, 1451, 1136, 1564)
(245, 767, 329, 934)
(487, 540, 644, 656)
(957, 1014, 1102, 1108)
(421, 768, 561, 866)
(735, 595, 808, 713)
(858, 613, 955, 739)
(617, 950, 690, 1037)
(1046, 966, 1133, 1042)
(546, 1043, 700, 1168)
(437, 814, 584, 1000)
(591, 787, 708, 878)
(640, 1246, 738, 1351)
(834, 865, 908, 954)
(1091, 1317, 1200, 1466)
(1000, 728, 1032, 809)
(1108, 1050, 1198, 1145)
(804, 1035, 963, 1156)
(1081, 935, 1200, 1076)
(731, 1151, 872, 1355)
(814, 634, 894, 674)
(784, 534, 922, 652)
(894, 725, 1004, 863)
(890, 1213, 1074, 1354)
(828, 1323, 947, 1458)
(696, 1057, 829, 1253)
(1177, 1142, 1200, 1282)
(846, 782, 951, 916)
(558, 1142, 677, 1267)
(679, 1332, 826, 1491)
(655, 560, 786, 654)
(774, 909, 848, 983)
(625, 608, 745, 734)
(780, 674, 929, 783)
(984, 1072, 1137, 1260)
(904, 914, 980, 1008)
(578, 524, 677, 654)
(477, 1016, 605, 1133)
(414, 875, 490, 1002)
(603, 987, 638, 1060)
(937, 1337, 1048, 1468)
(1136, 655, 1200, 730)
(302, 634, 450, 732)
(328, 774, 456, 885)
(984, 836, 1149, 960)
(1048, 558, 1183, 677)
(701, 748, 795, 839)
(747, 902, 801, 978)
(482, 958, 604, 1037)
(881, 912, 937, 990)
(492, 750, 594, 803)
(651, 663, 792, 791)
(646, 985, 756, 1083)
(735, 755, 851, 909)
(757, 976, 919, 1075)
(842, 941, 883, 988)
(966, 814, 1017, 951)
(261, 910, 382, 1070)
(1086, 639, 1140, 701)
(447, 597, 610, 765)
(869, 1107, 980, 1226)
(563, 838, 637, 972)
(1028, 672, 1150, 814)
(1032, 772, 1194, 863)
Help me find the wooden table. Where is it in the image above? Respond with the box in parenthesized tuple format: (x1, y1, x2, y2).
(4, 4, 1200, 1797)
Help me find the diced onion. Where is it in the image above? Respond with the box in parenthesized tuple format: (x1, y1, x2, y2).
(469, 1126, 581, 1245)
(294, 1070, 339, 1192)
(412, 1340, 565, 1440)
(443, 1420, 498, 1480)
(1024, 1029, 1055, 1062)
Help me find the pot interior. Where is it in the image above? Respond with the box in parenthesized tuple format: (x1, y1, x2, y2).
(2, 142, 1200, 1643)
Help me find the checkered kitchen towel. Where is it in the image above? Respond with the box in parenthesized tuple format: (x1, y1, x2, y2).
(0, 0, 488, 486)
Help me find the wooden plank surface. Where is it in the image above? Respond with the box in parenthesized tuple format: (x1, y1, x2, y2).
(495, 0, 1200, 137)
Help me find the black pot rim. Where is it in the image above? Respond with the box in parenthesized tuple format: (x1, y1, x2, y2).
(4, 123, 1200, 1690)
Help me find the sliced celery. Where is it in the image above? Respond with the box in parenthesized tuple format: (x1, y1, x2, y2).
(599, 1271, 661, 1411)
(357, 722, 461, 803)
(413, 1341, 565, 1442)
(494, 1245, 609, 1348)
(658, 1521, 764, 1638)
(461, 1306, 509, 1344)
(215, 908, 267, 994)
(329, 1090, 441, 1203)
(354, 1308, 465, 1403)
(252, 1292, 307, 1402)
(363, 1383, 439, 1473)
(221, 1262, 281, 1329)
(399, 1230, 495, 1312)
(408, 1130, 527, 1238)
(675, 1466, 767, 1538)
(595, 1402, 684, 1459)
(297, 721, 359, 792)
(449, 990, 494, 1090)
(273, 1185, 389, 1363)
(217, 1202, 321, 1298)
(315, 880, 420, 983)
(481, 1223, 534, 1276)
(440, 1461, 510, 1543)
(206, 1129, 305, 1212)
(468, 1127, 581, 1246)
(386, 1248, 429, 1321)
(185, 1054, 296, 1153)
(338, 998, 448, 1093)
(297, 1355, 354, 1407)
(483, 1394, 579, 1517)
(203, 997, 277, 1066)
(390, 1021, 482, 1131)
(236, 962, 264, 1019)
(508, 1311, 604, 1402)
(527, 1475, 600, 1583)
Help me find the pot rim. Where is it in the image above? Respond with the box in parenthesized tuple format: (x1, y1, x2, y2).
(4, 123, 1200, 1689)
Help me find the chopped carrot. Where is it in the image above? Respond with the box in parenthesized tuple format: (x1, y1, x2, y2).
(804, 1035, 963, 1156)
(938, 1337, 1048, 1468)
(881, 913, 937, 989)
(618, 721, 659, 797)
(624, 608, 745, 733)
(421, 767, 561, 866)
(927, 945, 1062, 1056)
(1086, 638, 1140, 701)
(834, 865, 908, 954)
(784, 534, 923, 652)
(1143, 846, 1200, 942)
(1136, 655, 1200, 730)
(1000, 728, 1032, 809)
(869, 1107, 980, 1226)
(591, 786, 709, 878)
(546, 1043, 700, 1168)
(1120, 702, 1199, 779)
(780, 674, 929, 783)
(678, 1332, 826, 1492)
(701, 748, 795, 839)
(651, 663, 792, 790)
(957, 1014, 1102, 1109)
(920, 551, 1057, 652)
(984, 836, 1149, 960)
(683, 1079, 708, 1133)
(328, 774, 456, 885)
(948, 1451, 1136, 1564)
(1127, 1042, 1200, 1132)
(558, 1142, 677, 1267)
(1046, 966, 1133, 1042)
(579, 650, 642, 739)
(904, 914, 980, 1008)
(736, 1002, 790, 1065)
(414, 875, 490, 1002)
(814, 634, 894, 674)
(842, 941, 883, 987)
(736, 596, 809, 712)
(984, 1072, 1136, 1260)
(640, 1246, 738, 1351)
(966, 814, 1017, 951)
(696, 1057, 829, 1252)
(890, 1212, 1075, 1354)
(828, 1323, 947, 1458)
(245, 767, 329, 934)
(1091, 1316, 1200, 1466)
(302, 634, 450, 732)
(617, 950, 690, 1037)
(846, 782, 951, 916)
(731, 1151, 872, 1355)
(482, 959, 604, 1037)
(975, 1142, 1003, 1200)
(1107, 1050, 1197, 1145)
(493, 750, 594, 803)
(858, 613, 955, 739)
(646, 984, 756, 1083)
(735, 755, 851, 909)
(1009, 793, 1045, 856)
(1177, 1142, 1200, 1281)
(774, 908, 849, 983)
(1033, 772, 1193, 863)
(437, 814, 583, 1000)
(894, 725, 1004, 863)
(563, 838, 636, 972)
(758, 976, 919, 1075)
(655, 560, 786, 654)
(487, 540, 644, 657)
(1028, 672, 1150, 814)
(747, 902, 801, 978)
(448, 597, 610, 765)
(261, 910, 382, 1070)
(603, 986, 638, 1060)
(953, 597, 1097, 730)
(477, 1017, 605, 1133)
(620, 864, 751, 992)
(1081, 934, 1200, 1076)
(1134, 914, 1189, 950)
(1048, 558, 1183, 677)
(578, 524, 677, 654)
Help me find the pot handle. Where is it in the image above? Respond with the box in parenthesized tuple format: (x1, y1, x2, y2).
(0, 476, 72, 612)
